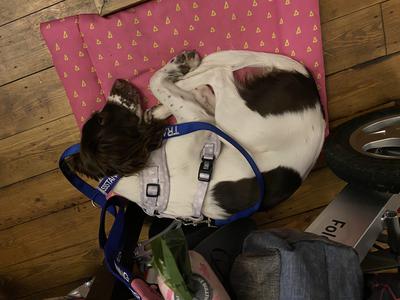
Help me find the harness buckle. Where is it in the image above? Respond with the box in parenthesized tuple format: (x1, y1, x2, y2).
(146, 183, 160, 197)
(198, 157, 214, 182)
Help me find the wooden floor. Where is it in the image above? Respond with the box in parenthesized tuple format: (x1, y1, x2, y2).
(0, 0, 400, 298)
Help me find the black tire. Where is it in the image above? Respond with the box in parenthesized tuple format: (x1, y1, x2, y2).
(325, 107, 400, 193)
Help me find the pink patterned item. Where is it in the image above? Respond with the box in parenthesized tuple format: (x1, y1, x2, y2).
(157, 250, 230, 300)
(41, 0, 327, 130)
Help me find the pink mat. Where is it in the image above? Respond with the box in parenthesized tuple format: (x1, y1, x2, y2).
(41, 0, 327, 129)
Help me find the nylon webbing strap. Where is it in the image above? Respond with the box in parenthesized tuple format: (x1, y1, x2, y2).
(59, 144, 116, 216)
(98, 197, 142, 299)
(162, 122, 265, 226)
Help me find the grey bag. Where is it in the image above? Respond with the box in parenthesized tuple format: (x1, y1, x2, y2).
(230, 229, 363, 300)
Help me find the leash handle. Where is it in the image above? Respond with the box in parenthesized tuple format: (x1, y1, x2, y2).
(98, 197, 142, 299)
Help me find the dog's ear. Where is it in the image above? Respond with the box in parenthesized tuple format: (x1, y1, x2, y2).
(109, 79, 143, 119)
(65, 152, 102, 180)
(110, 79, 141, 104)
(65, 152, 85, 175)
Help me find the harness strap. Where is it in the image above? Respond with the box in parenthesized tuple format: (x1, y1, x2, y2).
(139, 143, 170, 216)
(163, 122, 265, 227)
(140, 166, 159, 216)
(193, 133, 220, 218)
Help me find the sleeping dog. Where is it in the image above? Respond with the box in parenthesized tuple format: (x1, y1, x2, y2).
(68, 50, 325, 220)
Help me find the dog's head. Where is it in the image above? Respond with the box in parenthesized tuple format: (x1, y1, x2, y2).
(67, 79, 165, 180)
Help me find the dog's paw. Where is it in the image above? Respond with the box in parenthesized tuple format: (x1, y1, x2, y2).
(144, 104, 172, 123)
(163, 50, 201, 80)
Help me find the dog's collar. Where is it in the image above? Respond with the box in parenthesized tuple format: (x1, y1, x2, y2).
(107, 94, 137, 112)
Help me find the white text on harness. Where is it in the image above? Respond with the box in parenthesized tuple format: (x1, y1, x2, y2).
(99, 175, 120, 193)
(164, 126, 180, 138)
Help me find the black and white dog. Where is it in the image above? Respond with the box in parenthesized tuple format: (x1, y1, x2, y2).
(69, 50, 325, 220)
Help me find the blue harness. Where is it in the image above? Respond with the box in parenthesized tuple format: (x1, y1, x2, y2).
(59, 122, 265, 226)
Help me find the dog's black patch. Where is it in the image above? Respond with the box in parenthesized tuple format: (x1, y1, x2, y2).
(238, 70, 322, 117)
(178, 64, 191, 75)
(211, 166, 302, 214)
(172, 50, 197, 76)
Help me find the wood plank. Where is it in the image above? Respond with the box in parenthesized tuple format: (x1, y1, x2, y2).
(1, 216, 149, 298)
(0, 67, 72, 140)
(253, 167, 346, 226)
(0, 170, 87, 230)
(93, 0, 148, 16)
(17, 279, 89, 300)
(0, 202, 101, 269)
(382, 0, 400, 55)
(319, 0, 384, 23)
(322, 5, 386, 75)
(327, 52, 400, 121)
(0, 115, 80, 188)
(260, 207, 325, 231)
(330, 101, 398, 128)
(0, 0, 97, 86)
(0, 0, 62, 27)
(1, 239, 102, 299)
(0, 199, 148, 269)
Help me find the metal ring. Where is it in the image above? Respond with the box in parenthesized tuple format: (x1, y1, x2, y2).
(91, 200, 101, 209)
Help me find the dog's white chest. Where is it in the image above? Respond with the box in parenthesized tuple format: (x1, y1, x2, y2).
(114, 131, 223, 218)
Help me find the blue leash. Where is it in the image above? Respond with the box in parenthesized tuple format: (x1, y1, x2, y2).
(59, 122, 265, 299)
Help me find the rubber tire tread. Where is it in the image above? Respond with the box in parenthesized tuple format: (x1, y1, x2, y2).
(325, 107, 400, 193)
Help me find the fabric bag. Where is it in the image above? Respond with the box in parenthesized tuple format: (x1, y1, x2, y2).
(230, 228, 364, 300)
